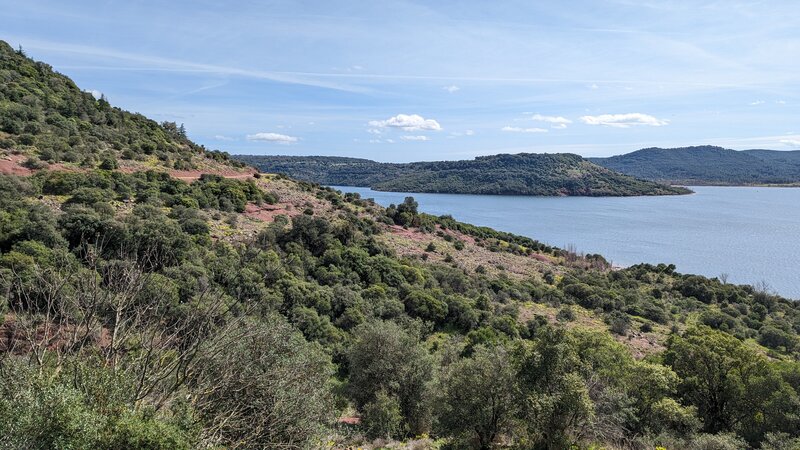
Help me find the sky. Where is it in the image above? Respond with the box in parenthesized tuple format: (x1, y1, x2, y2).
(2, 0, 800, 162)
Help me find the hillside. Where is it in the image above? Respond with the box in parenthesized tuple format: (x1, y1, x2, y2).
(591, 145, 800, 185)
(0, 40, 251, 177)
(1, 42, 800, 450)
(237, 153, 692, 196)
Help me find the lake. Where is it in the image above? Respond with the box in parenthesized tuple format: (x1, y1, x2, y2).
(330, 186, 800, 300)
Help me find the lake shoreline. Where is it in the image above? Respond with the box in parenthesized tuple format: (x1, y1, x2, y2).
(331, 185, 800, 300)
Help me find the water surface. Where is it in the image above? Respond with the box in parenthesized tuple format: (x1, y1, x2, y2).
(331, 186, 800, 299)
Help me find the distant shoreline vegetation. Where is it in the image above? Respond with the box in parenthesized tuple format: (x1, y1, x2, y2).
(235, 154, 691, 197)
(591, 145, 800, 186)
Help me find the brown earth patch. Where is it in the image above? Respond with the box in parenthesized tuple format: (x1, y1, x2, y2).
(0, 154, 32, 176)
(616, 330, 666, 359)
(244, 202, 301, 223)
(168, 168, 258, 181)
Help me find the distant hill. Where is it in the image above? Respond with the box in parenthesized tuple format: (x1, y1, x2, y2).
(0, 40, 245, 173)
(236, 153, 691, 196)
(591, 145, 800, 185)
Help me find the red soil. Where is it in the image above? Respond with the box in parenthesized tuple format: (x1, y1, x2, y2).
(337, 416, 361, 425)
(244, 202, 301, 222)
(0, 154, 32, 176)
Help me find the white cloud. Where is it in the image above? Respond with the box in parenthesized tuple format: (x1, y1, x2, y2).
(386, 139, 395, 144)
(401, 135, 430, 141)
(443, 85, 460, 93)
(589, 83, 599, 90)
(502, 126, 548, 133)
(369, 114, 442, 131)
(750, 100, 765, 106)
(776, 100, 787, 105)
(780, 139, 800, 148)
(214, 135, 234, 141)
(367, 128, 382, 135)
(449, 129, 475, 138)
(86, 89, 103, 99)
(580, 113, 669, 128)
(246, 132, 299, 143)
(530, 114, 572, 129)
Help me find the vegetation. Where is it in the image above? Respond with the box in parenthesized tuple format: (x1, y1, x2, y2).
(1, 41, 799, 450)
(591, 145, 800, 185)
(2, 167, 799, 448)
(0, 40, 243, 171)
(237, 154, 691, 196)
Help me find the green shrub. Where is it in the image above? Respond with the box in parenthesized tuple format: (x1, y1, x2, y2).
(362, 391, 403, 439)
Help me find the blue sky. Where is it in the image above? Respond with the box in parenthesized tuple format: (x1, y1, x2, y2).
(3, 0, 799, 161)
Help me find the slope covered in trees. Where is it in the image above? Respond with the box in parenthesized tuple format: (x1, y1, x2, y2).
(1, 40, 799, 450)
(0, 40, 246, 174)
(237, 153, 691, 196)
(2, 170, 800, 449)
(591, 146, 800, 185)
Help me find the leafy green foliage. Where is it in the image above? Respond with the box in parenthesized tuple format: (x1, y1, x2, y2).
(0, 40, 244, 170)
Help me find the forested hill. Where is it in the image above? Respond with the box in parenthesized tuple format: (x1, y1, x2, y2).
(236, 153, 691, 196)
(3, 41, 800, 450)
(591, 145, 800, 185)
(0, 40, 247, 174)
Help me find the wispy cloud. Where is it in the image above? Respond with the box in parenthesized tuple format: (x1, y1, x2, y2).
(401, 135, 430, 141)
(369, 114, 442, 131)
(749, 100, 765, 106)
(443, 85, 460, 93)
(86, 89, 102, 99)
(19, 39, 369, 93)
(214, 135, 235, 141)
(501, 126, 548, 133)
(246, 132, 299, 143)
(580, 113, 669, 128)
(449, 129, 476, 138)
(529, 114, 572, 129)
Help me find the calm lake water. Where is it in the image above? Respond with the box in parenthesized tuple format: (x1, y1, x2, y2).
(330, 186, 800, 300)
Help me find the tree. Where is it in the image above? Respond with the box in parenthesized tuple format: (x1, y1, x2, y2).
(362, 390, 403, 440)
(189, 317, 335, 448)
(664, 326, 769, 435)
(347, 321, 433, 437)
(514, 327, 594, 450)
(436, 345, 520, 449)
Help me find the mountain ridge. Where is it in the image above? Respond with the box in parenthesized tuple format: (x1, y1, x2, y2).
(591, 145, 800, 185)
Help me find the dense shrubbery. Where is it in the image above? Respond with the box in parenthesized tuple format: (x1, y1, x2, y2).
(2, 171, 799, 448)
